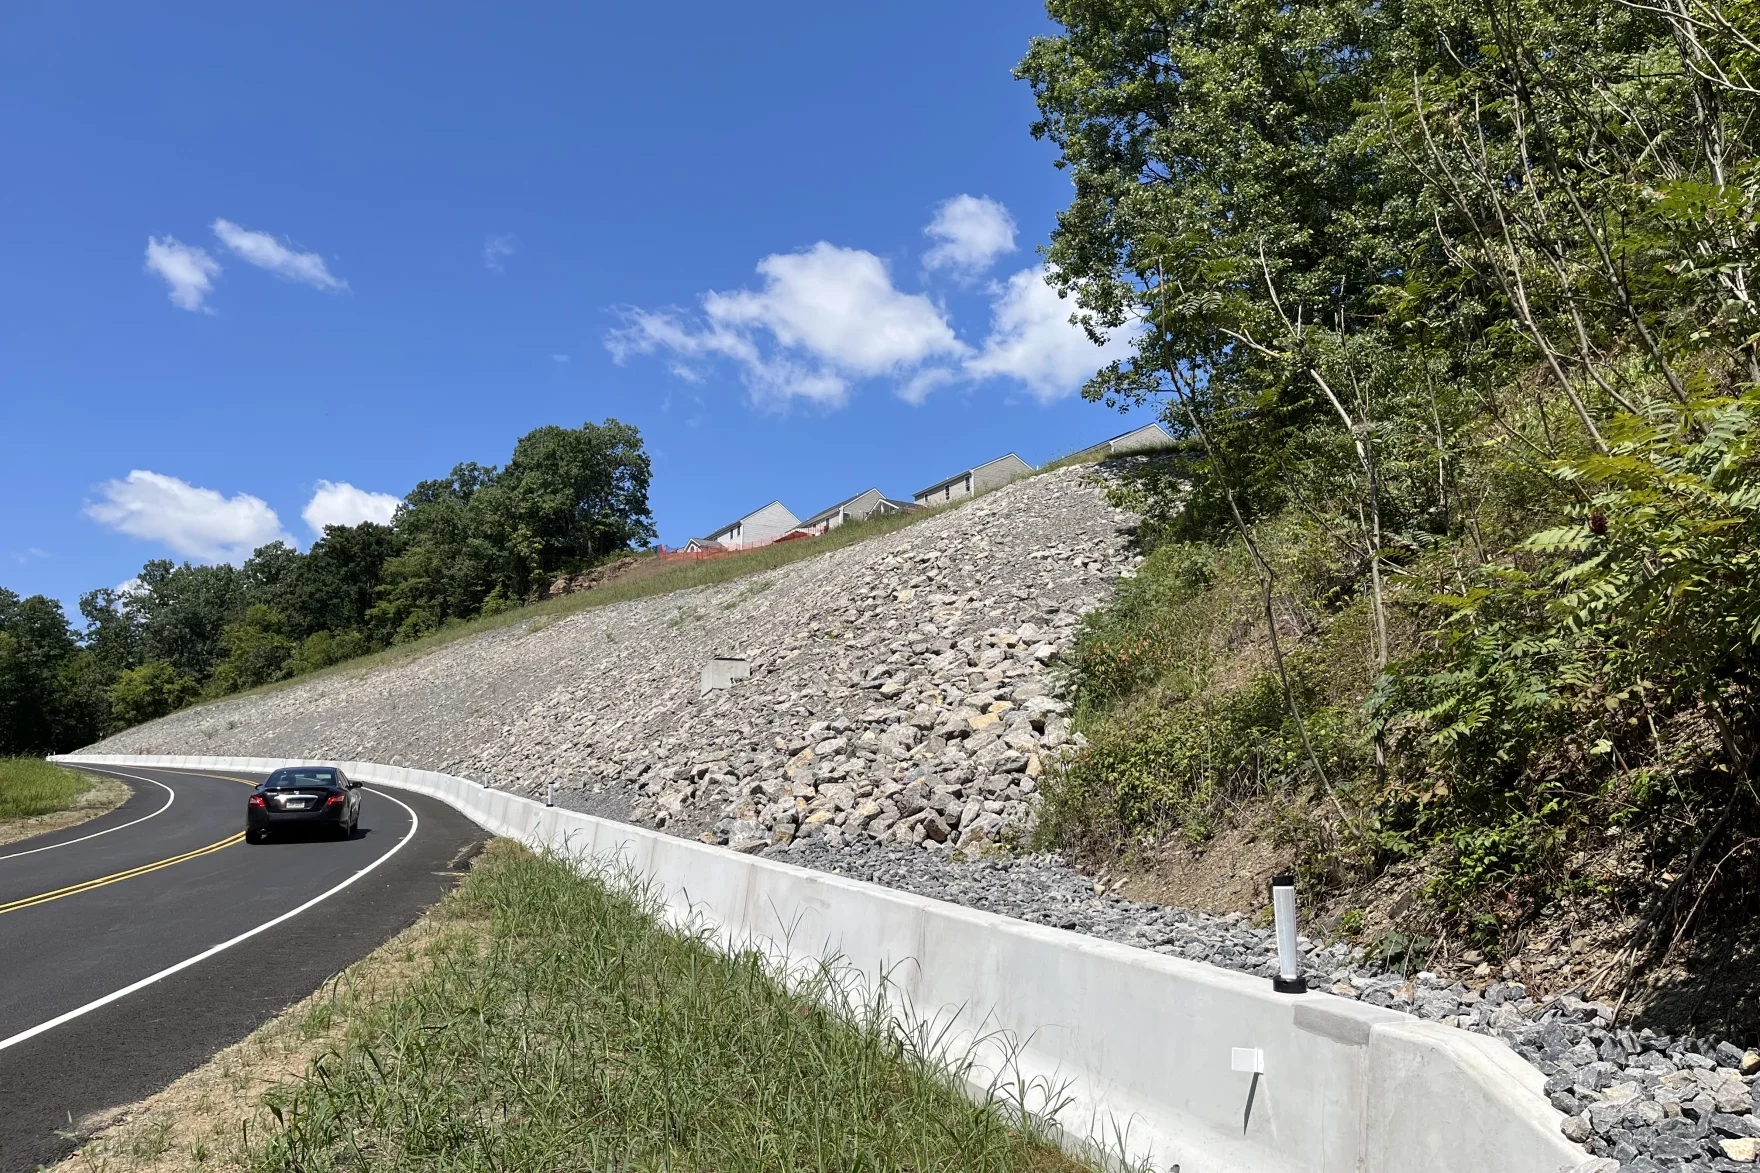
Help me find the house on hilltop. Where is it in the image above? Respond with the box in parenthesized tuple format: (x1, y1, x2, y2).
(1070, 421, 1176, 459)
(791, 488, 917, 536)
(682, 501, 800, 552)
(912, 453, 1035, 507)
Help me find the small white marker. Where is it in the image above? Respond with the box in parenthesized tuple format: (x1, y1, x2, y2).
(546, 781, 555, 807)
(1234, 1047, 1266, 1134)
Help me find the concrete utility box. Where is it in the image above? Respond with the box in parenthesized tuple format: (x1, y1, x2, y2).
(700, 657, 749, 696)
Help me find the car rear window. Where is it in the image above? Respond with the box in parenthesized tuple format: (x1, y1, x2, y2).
(266, 768, 337, 787)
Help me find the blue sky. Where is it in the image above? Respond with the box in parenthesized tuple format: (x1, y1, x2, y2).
(0, 2, 1155, 614)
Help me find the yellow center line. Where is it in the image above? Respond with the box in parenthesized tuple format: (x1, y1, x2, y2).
(157, 768, 261, 787)
(0, 832, 245, 917)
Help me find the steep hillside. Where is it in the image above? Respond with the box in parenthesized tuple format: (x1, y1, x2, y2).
(96, 466, 1137, 854)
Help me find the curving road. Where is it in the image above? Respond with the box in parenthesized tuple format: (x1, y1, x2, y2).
(0, 764, 486, 1171)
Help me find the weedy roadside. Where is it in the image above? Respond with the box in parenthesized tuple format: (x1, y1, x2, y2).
(59, 840, 1099, 1173)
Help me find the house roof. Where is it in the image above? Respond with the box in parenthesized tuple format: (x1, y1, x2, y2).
(796, 488, 885, 530)
(913, 453, 1031, 498)
(1115, 421, 1172, 443)
(1079, 422, 1175, 454)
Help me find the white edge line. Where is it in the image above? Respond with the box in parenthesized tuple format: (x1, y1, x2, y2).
(0, 786, 420, 1054)
(0, 769, 176, 862)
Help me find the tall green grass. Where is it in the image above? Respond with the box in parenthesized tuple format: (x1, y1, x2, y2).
(0, 757, 89, 820)
(249, 843, 1093, 1173)
(1038, 516, 1375, 863)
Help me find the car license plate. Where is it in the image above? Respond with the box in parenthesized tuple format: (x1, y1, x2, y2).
(285, 798, 312, 810)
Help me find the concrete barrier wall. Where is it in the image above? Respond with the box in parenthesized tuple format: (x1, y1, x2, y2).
(54, 753, 1584, 1173)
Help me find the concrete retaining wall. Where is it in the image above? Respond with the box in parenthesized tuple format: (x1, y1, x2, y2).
(54, 753, 1585, 1173)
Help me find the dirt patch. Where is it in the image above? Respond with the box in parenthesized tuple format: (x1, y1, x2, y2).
(543, 554, 647, 598)
(1108, 817, 1296, 918)
(0, 774, 130, 848)
(1307, 835, 1760, 1037)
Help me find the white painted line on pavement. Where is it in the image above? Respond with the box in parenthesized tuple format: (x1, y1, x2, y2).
(0, 788, 419, 1054)
(0, 770, 177, 863)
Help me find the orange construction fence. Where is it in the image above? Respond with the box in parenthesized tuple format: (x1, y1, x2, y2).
(655, 525, 829, 563)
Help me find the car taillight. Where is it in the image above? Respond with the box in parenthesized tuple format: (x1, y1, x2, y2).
(248, 795, 265, 808)
(326, 792, 347, 806)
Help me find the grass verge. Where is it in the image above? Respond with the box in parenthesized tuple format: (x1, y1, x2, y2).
(0, 759, 129, 847)
(59, 840, 1095, 1173)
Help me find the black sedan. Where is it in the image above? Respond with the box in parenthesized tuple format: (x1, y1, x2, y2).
(246, 766, 362, 842)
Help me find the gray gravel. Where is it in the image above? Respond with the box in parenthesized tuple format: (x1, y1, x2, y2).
(783, 836, 1760, 1172)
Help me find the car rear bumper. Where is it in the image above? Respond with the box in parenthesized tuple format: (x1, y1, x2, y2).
(247, 805, 349, 829)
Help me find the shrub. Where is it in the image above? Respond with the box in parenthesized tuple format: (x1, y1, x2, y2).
(108, 661, 200, 730)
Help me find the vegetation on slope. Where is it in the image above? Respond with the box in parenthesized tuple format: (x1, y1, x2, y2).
(234, 504, 940, 698)
(1024, 0, 1760, 1014)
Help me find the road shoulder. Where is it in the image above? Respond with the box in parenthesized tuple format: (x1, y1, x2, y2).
(50, 903, 468, 1172)
(0, 771, 131, 849)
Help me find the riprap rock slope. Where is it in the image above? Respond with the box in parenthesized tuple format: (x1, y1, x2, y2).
(95, 466, 1136, 853)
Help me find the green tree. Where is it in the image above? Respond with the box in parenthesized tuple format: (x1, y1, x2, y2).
(285, 522, 397, 639)
(79, 587, 142, 679)
(369, 464, 500, 640)
(129, 559, 246, 681)
(108, 660, 201, 730)
(0, 590, 102, 752)
(210, 605, 297, 693)
(484, 418, 656, 595)
(1025, 0, 1760, 963)
(241, 541, 303, 614)
(286, 628, 372, 676)
(369, 421, 654, 638)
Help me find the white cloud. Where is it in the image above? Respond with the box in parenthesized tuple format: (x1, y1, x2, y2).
(608, 242, 964, 407)
(965, 268, 1141, 403)
(145, 236, 222, 312)
(211, 219, 347, 291)
(484, 233, 517, 272)
(85, 470, 292, 563)
(923, 195, 1016, 274)
(897, 367, 958, 406)
(302, 480, 401, 534)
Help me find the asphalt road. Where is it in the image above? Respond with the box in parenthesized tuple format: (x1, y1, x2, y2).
(0, 764, 487, 1171)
